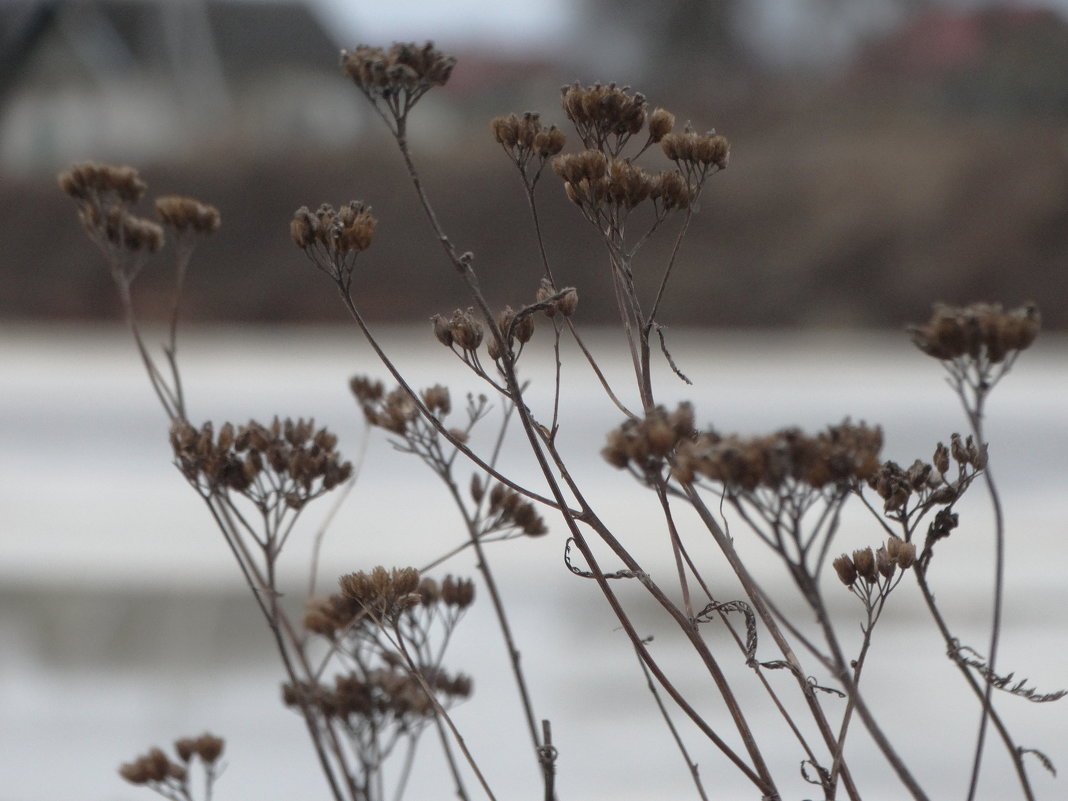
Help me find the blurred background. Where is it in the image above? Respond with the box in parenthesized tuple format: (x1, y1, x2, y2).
(2, 1, 1067, 800)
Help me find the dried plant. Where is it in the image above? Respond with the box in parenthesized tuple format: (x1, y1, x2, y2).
(61, 39, 1063, 801)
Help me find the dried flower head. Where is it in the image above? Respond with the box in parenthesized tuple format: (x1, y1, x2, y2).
(339, 566, 422, 618)
(291, 201, 377, 290)
(661, 128, 730, 170)
(441, 575, 477, 607)
(833, 554, 858, 587)
(59, 162, 146, 204)
(118, 745, 186, 785)
(852, 547, 878, 584)
(909, 302, 1040, 364)
(603, 404, 698, 474)
(341, 42, 455, 125)
(431, 309, 484, 354)
(155, 195, 221, 235)
(170, 417, 352, 508)
(359, 385, 419, 434)
(491, 112, 566, 175)
(647, 107, 675, 142)
(670, 420, 882, 491)
(482, 481, 549, 537)
(561, 82, 647, 155)
(496, 305, 535, 350)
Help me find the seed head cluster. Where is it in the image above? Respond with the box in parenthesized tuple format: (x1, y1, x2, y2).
(351, 377, 420, 434)
(833, 537, 917, 589)
(561, 82, 650, 155)
(491, 111, 566, 168)
(119, 734, 224, 786)
(661, 128, 731, 170)
(669, 421, 884, 491)
(334, 567, 475, 621)
(170, 417, 351, 508)
(155, 195, 221, 235)
(909, 302, 1039, 364)
(283, 664, 472, 727)
(59, 161, 146, 204)
(60, 162, 219, 284)
(602, 403, 697, 471)
(341, 42, 455, 122)
(535, 279, 580, 318)
(59, 162, 163, 258)
(468, 476, 548, 537)
(305, 572, 475, 639)
(868, 433, 984, 514)
(552, 150, 694, 213)
(291, 201, 377, 289)
(431, 309, 484, 353)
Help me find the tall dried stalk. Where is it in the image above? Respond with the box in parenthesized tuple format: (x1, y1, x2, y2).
(61, 41, 1063, 801)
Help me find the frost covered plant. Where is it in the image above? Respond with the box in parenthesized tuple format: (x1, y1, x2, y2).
(62, 39, 1062, 801)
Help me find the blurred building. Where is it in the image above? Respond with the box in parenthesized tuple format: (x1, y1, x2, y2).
(0, 0, 363, 174)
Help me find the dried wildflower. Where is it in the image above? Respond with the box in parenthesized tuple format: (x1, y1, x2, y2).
(534, 279, 581, 319)
(421, 384, 451, 417)
(170, 417, 352, 506)
(470, 473, 485, 503)
(291, 201, 377, 290)
(100, 210, 164, 254)
(556, 287, 579, 316)
(483, 481, 548, 536)
(651, 170, 694, 211)
(155, 195, 221, 234)
(909, 302, 1040, 364)
(360, 385, 419, 434)
(491, 111, 566, 177)
(59, 162, 171, 285)
(341, 42, 455, 127)
(852, 547, 877, 584)
(59, 161, 146, 204)
(886, 536, 917, 570)
(603, 403, 698, 478)
(496, 305, 535, 348)
(442, 575, 476, 608)
(661, 128, 730, 170)
(647, 107, 675, 142)
(431, 309, 484, 354)
(833, 554, 858, 587)
(340, 566, 422, 618)
(118, 746, 180, 785)
(670, 420, 882, 491)
(561, 82, 647, 155)
(605, 158, 656, 209)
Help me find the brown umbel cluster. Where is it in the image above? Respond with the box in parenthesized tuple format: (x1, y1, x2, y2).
(909, 302, 1040, 364)
(470, 477, 549, 537)
(59, 161, 220, 290)
(58, 162, 162, 259)
(833, 537, 918, 589)
(491, 112, 567, 177)
(601, 403, 697, 471)
(305, 571, 476, 638)
(169, 417, 352, 508)
(552, 149, 695, 213)
(290, 201, 378, 290)
(283, 664, 472, 726)
(119, 733, 224, 786)
(340, 42, 455, 124)
(154, 196, 221, 235)
(603, 409, 882, 493)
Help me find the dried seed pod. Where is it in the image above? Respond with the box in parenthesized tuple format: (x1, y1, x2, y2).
(833, 554, 858, 587)
(852, 548, 877, 584)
